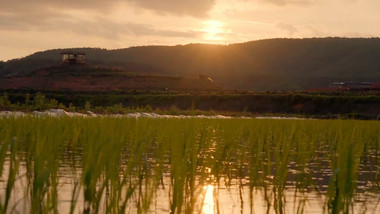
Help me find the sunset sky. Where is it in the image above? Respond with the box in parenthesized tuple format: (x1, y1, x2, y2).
(1, 0, 379, 61)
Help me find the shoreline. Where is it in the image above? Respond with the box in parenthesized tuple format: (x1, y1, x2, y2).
(0, 109, 311, 120)
(2, 91, 380, 120)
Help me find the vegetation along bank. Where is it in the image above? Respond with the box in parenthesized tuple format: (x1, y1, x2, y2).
(1, 91, 380, 120)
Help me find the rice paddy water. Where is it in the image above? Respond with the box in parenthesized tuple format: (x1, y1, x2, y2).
(0, 116, 379, 213)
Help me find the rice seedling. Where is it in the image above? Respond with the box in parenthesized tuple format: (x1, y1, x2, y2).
(0, 116, 379, 213)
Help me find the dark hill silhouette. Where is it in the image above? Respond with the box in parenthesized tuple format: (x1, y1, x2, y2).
(1, 38, 380, 91)
(0, 65, 223, 92)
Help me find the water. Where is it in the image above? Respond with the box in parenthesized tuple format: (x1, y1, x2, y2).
(1, 149, 379, 213)
(0, 117, 379, 213)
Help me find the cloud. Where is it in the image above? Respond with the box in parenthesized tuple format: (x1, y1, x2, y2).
(0, 0, 216, 17)
(127, 0, 216, 17)
(0, 0, 206, 41)
(253, 0, 313, 6)
(276, 22, 297, 36)
(0, 13, 199, 40)
(0, 1, 111, 13)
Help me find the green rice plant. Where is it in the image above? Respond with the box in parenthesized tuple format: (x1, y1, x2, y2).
(0, 116, 379, 213)
(0, 128, 20, 214)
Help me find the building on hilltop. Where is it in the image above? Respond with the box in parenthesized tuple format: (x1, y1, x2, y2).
(60, 51, 86, 65)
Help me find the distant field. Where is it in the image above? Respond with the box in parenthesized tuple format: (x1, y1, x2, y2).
(0, 117, 379, 213)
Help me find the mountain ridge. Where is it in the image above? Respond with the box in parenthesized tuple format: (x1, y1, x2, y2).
(1, 37, 380, 91)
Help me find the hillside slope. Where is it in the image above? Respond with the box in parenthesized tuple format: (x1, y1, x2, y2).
(1, 38, 380, 91)
(0, 65, 222, 92)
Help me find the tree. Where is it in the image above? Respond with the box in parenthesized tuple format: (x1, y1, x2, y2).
(25, 94, 31, 106)
(47, 99, 58, 109)
(84, 101, 91, 111)
(33, 92, 47, 110)
(68, 103, 76, 112)
(0, 93, 11, 109)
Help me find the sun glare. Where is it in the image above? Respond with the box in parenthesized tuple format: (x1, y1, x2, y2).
(203, 20, 224, 41)
(202, 185, 215, 214)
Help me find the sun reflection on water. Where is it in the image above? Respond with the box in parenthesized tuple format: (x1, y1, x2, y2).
(202, 185, 215, 214)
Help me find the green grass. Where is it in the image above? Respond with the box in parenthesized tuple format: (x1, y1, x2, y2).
(0, 117, 379, 213)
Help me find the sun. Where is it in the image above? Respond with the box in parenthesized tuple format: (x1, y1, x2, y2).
(203, 20, 224, 41)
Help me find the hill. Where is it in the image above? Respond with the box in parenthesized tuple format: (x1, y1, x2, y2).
(0, 65, 222, 92)
(1, 38, 380, 91)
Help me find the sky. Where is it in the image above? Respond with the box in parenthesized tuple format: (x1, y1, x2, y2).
(0, 0, 379, 61)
